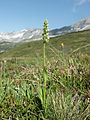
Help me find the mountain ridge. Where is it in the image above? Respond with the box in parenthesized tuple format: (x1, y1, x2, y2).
(50, 16, 90, 36)
(0, 16, 90, 43)
(0, 16, 90, 52)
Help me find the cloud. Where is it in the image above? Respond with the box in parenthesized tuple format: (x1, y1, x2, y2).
(76, 0, 90, 5)
(73, 0, 90, 12)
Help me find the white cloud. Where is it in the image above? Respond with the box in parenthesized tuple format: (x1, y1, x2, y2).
(76, 0, 90, 5)
(73, 0, 90, 12)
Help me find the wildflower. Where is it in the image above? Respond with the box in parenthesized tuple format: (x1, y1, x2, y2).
(61, 42, 64, 48)
(3, 60, 7, 65)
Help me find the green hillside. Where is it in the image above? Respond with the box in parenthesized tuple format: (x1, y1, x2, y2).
(0, 30, 90, 60)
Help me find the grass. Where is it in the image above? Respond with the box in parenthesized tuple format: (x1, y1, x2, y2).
(0, 29, 90, 119)
(0, 54, 90, 119)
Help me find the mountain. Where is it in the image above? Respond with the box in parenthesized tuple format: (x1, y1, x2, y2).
(0, 29, 43, 52)
(49, 26, 72, 36)
(0, 16, 90, 52)
(50, 16, 90, 36)
(0, 29, 43, 43)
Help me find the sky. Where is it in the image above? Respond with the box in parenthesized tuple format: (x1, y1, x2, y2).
(0, 0, 90, 32)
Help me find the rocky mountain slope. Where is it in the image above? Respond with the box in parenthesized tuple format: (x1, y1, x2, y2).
(50, 16, 90, 36)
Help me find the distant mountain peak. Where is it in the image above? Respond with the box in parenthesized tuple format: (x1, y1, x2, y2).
(84, 16, 90, 24)
(71, 16, 90, 31)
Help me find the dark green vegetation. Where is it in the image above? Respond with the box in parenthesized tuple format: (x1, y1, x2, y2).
(0, 29, 90, 119)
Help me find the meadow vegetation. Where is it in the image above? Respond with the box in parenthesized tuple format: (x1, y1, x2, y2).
(0, 21, 90, 119)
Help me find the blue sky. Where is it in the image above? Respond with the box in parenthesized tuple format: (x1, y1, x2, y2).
(0, 0, 90, 32)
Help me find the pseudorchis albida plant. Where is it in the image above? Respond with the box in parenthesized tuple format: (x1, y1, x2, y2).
(42, 19, 49, 43)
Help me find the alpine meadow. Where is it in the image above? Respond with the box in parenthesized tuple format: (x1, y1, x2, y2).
(0, 19, 90, 120)
(0, 0, 90, 119)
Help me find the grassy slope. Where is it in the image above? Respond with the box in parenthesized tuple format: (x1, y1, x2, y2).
(0, 29, 90, 59)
